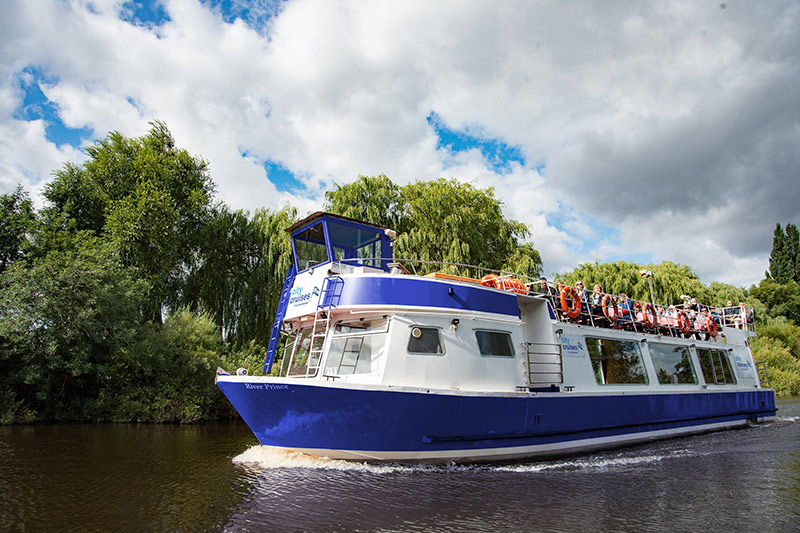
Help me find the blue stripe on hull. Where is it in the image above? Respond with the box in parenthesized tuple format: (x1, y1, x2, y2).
(335, 276, 521, 317)
(217, 381, 776, 456)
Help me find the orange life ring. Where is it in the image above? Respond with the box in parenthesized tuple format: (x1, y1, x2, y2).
(498, 276, 527, 294)
(706, 317, 718, 338)
(643, 302, 658, 328)
(601, 294, 618, 322)
(560, 286, 582, 319)
(677, 311, 691, 334)
(479, 274, 527, 294)
(479, 274, 499, 288)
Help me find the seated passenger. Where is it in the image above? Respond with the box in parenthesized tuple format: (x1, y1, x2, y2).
(618, 293, 634, 327)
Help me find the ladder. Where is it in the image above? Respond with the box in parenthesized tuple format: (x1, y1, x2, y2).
(305, 276, 344, 377)
(263, 264, 297, 374)
(524, 342, 563, 388)
(754, 360, 772, 389)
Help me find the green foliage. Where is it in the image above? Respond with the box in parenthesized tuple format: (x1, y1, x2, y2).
(324, 175, 405, 231)
(181, 205, 297, 349)
(0, 233, 147, 422)
(0, 185, 35, 273)
(751, 321, 800, 396)
(750, 278, 800, 325)
(767, 223, 799, 283)
(324, 175, 542, 278)
(557, 260, 707, 304)
(43, 121, 215, 322)
(98, 309, 236, 422)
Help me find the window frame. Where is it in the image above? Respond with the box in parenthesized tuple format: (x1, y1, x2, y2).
(474, 329, 516, 358)
(585, 336, 650, 385)
(406, 325, 445, 356)
(648, 342, 698, 385)
(697, 348, 738, 385)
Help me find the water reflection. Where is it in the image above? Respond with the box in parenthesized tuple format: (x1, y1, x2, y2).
(1, 401, 799, 532)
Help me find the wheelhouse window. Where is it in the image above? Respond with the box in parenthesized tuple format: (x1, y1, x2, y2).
(697, 348, 737, 385)
(294, 222, 329, 271)
(284, 327, 323, 377)
(475, 330, 515, 357)
(649, 343, 697, 384)
(325, 318, 388, 376)
(586, 337, 648, 385)
(407, 326, 444, 355)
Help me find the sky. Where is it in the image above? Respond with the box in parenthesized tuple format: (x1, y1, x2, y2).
(2, 0, 798, 287)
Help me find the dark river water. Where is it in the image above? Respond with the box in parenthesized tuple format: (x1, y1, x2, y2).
(1, 398, 799, 532)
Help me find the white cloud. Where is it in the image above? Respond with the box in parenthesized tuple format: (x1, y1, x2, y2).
(1, 0, 798, 288)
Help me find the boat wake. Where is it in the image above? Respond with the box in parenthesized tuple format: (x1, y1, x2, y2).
(232, 445, 692, 474)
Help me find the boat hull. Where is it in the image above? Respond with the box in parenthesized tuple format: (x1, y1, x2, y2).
(217, 378, 776, 463)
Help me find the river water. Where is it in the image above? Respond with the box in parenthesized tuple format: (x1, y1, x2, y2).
(1, 398, 798, 532)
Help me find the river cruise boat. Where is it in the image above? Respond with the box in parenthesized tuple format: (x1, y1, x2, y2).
(216, 212, 776, 463)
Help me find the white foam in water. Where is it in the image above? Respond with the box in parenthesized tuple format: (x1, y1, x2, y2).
(232, 445, 693, 474)
(232, 445, 413, 473)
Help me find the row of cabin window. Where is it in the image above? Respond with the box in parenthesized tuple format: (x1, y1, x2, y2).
(586, 337, 737, 386)
(407, 328, 737, 387)
(407, 327, 514, 357)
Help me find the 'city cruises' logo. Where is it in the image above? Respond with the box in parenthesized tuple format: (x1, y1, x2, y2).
(734, 355, 753, 373)
(561, 336, 584, 356)
(289, 285, 320, 306)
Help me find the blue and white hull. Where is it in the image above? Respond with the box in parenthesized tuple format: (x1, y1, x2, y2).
(216, 378, 775, 462)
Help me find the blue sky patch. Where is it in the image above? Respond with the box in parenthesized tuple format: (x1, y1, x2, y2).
(119, 0, 170, 28)
(254, 155, 306, 192)
(13, 66, 92, 148)
(426, 112, 526, 174)
(201, 0, 286, 32)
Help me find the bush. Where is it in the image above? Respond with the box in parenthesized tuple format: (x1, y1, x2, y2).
(98, 309, 237, 422)
(751, 329, 800, 396)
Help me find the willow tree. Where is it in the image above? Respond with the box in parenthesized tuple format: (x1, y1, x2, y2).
(180, 205, 297, 349)
(556, 260, 709, 305)
(324, 175, 542, 279)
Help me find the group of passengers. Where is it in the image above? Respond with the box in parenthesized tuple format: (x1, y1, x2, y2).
(528, 277, 753, 335)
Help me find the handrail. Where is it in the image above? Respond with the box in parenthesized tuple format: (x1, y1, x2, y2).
(331, 257, 757, 335)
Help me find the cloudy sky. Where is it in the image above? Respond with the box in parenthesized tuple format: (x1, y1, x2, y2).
(2, 0, 798, 286)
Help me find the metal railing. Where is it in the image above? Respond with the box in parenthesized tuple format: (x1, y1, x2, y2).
(331, 257, 756, 338)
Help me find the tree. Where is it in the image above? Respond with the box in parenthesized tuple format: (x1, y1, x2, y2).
(786, 223, 799, 282)
(557, 260, 709, 305)
(768, 223, 796, 283)
(324, 175, 406, 232)
(751, 278, 800, 325)
(181, 205, 296, 349)
(0, 233, 147, 421)
(42, 121, 215, 322)
(0, 185, 35, 273)
(324, 176, 542, 279)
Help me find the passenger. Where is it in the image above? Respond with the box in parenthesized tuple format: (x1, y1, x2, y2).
(575, 280, 590, 324)
(535, 277, 556, 296)
(589, 284, 604, 325)
(618, 293, 633, 328)
(722, 300, 738, 326)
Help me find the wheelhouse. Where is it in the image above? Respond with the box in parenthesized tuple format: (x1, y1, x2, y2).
(288, 212, 394, 273)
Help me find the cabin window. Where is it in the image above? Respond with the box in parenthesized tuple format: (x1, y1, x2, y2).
(648, 343, 697, 384)
(586, 337, 648, 385)
(407, 326, 444, 355)
(325, 318, 389, 375)
(295, 223, 329, 271)
(475, 330, 515, 357)
(697, 348, 737, 385)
